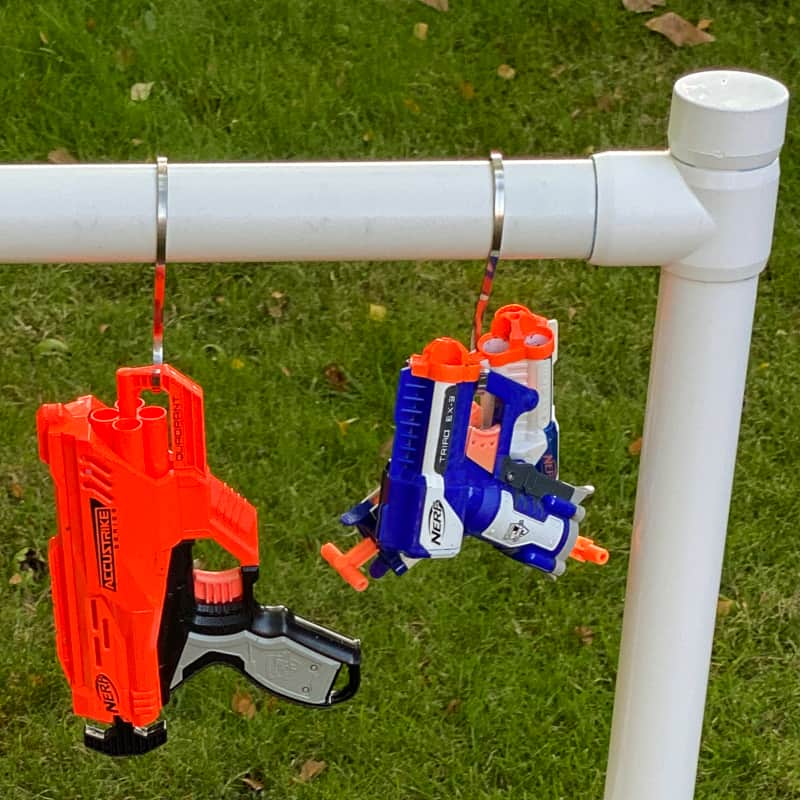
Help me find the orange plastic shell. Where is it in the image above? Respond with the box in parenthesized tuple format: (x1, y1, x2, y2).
(465, 425, 501, 473)
(321, 538, 379, 592)
(409, 338, 481, 383)
(477, 304, 554, 366)
(37, 364, 258, 729)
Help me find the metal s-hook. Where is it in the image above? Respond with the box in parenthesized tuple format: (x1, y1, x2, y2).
(152, 156, 168, 389)
(470, 150, 506, 350)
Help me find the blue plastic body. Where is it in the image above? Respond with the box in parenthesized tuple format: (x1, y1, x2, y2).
(343, 364, 579, 579)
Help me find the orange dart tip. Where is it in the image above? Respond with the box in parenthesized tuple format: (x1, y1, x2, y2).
(570, 535, 609, 565)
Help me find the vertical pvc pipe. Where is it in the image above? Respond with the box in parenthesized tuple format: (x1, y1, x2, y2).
(603, 70, 788, 800)
(604, 272, 758, 800)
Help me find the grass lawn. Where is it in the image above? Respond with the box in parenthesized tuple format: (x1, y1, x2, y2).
(1, 1, 799, 797)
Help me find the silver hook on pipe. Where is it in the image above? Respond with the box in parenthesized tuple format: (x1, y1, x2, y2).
(470, 150, 506, 350)
(152, 155, 168, 389)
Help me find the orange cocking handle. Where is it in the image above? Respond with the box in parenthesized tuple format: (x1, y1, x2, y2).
(321, 538, 379, 592)
(570, 535, 609, 565)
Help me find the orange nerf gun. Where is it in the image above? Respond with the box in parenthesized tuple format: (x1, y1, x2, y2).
(37, 364, 360, 756)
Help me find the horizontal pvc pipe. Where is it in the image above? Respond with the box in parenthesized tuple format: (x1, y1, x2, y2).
(0, 160, 596, 264)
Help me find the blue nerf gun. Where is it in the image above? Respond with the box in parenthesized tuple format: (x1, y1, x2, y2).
(322, 304, 607, 591)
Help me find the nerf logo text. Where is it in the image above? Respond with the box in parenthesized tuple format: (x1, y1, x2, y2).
(428, 500, 446, 546)
(95, 673, 120, 714)
(90, 499, 118, 592)
(265, 651, 299, 680)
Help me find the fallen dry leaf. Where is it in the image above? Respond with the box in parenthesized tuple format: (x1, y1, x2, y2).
(497, 64, 516, 80)
(280, 365, 292, 377)
(628, 437, 643, 456)
(297, 759, 327, 783)
(369, 303, 387, 322)
(8, 574, 22, 586)
(362, 130, 374, 143)
(130, 81, 154, 101)
(266, 291, 287, 318)
(264, 695, 279, 713)
(445, 698, 462, 715)
(231, 689, 256, 719)
(567, 307, 578, 320)
(645, 13, 715, 46)
(48, 148, 77, 164)
(575, 625, 594, 645)
(622, 0, 665, 12)
(414, 22, 429, 40)
(596, 94, 616, 112)
(114, 47, 136, 69)
(460, 81, 476, 100)
(697, 18, 713, 30)
(241, 775, 264, 793)
(323, 363, 348, 391)
(39, 31, 49, 45)
(8, 481, 24, 500)
(336, 417, 358, 436)
(98, 323, 110, 334)
(131, 137, 144, 146)
(418, 0, 448, 9)
(717, 597, 735, 618)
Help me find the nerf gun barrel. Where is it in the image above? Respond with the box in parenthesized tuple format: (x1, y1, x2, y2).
(38, 364, 360, 756)
(324, 304, 607, 591)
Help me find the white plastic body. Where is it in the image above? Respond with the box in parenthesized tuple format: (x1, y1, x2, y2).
(478, 491, 575, 577)
(493, 359, 549, 464)
(418, 380, 465, 558)
(482, 318, 558, 464)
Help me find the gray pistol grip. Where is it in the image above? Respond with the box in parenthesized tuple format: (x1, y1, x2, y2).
(171, 605, 361, 706)
(171, 630, 344, 705)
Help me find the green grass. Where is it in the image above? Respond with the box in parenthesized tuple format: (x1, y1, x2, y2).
(1, 0, 799, 797)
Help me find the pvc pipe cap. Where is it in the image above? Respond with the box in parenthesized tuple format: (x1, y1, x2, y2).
(668, 70, 789, 170)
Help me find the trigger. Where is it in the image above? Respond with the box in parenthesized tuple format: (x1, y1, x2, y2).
(193, 568, 243, 604)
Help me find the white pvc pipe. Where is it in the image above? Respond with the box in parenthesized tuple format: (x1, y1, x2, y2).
(0, 160, 596, 263)
(604, 70, 788, 800)
(604, 272, 759, 800)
